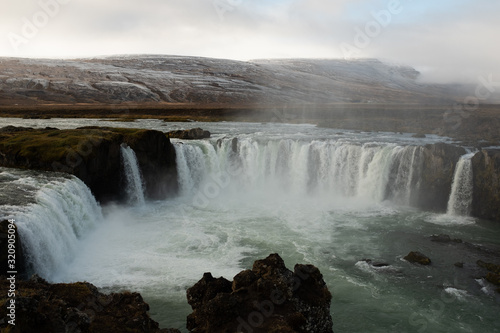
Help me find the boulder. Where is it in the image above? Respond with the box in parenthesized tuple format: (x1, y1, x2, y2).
(186, 253, 333, 333)
(0, 275, 180, 333)
(167, 128, 210, 140)
(471, 149, 500, 222)
(362, 259, 390, 268)
(430, 234, 462, 243)
(0, 220, 26, 278)
(404, 251, 431, 265)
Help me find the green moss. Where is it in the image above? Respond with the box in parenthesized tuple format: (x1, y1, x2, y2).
(0, 127, 154, 169)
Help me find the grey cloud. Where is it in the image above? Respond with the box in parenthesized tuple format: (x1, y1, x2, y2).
(0, 0, 498, 83)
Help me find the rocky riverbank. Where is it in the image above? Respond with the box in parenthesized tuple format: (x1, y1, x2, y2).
(0, 275, 181, 333)
(0, 126, 178, 203)
(187, 253, 333, 333)
(0, 254, 333, 333)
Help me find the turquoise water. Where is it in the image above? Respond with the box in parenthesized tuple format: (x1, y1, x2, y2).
(1, 119, 499, 332)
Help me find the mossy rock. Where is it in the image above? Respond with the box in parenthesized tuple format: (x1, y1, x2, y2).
(404, 251, 431, 265)
(0, 126, 178, 203)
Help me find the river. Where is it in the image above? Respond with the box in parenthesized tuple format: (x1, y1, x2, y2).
(1, 119, 499, 332)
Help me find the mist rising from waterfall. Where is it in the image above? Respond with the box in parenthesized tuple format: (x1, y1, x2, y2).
(174, 138, 426, 208)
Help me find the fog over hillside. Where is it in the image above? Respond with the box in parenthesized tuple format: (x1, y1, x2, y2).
(2, 55, 494, 107)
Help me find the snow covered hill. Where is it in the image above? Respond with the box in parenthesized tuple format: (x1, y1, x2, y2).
(0, 55, 472, 106)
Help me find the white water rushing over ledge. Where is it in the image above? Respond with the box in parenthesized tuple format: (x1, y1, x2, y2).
(1, 121, 498, 333)
(120, 144, 146, 205)
(174, 137, 474, 212)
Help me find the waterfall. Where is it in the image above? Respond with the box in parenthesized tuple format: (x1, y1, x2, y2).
(120, 145, 146, 205)
(447, 153, 474, 216)
(174, 138, 425, 205)
(14, 176, 103, 279)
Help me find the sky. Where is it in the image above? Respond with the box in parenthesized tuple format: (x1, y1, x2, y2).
(1, 0, 499, 83)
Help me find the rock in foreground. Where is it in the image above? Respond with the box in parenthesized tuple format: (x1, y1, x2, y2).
(186, 253, 333, 333)
(0, 275, 180, 333)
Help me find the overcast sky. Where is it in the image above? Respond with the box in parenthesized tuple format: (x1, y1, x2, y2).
(1, 0, 499, 83)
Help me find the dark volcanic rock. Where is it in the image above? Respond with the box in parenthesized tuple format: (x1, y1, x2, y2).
(0, 275, 180, 333)
(430, 234, 463, 243)
(186, 253, 333, 333)
(0, 126, 178, 203)
(362, 259, 390, 267)
(477, 260, 500, 274)
(167, 128, 210, 140)
(404, 251, 432, 265)
(477, 260, 500, 292)
(417, 143, 466, 212)
(471, 149, 500, 222)
(118, 128, 178, 200)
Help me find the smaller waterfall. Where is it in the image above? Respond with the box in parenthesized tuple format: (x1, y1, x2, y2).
(120, 145, 146, 205)
(447, 153, 475, 216)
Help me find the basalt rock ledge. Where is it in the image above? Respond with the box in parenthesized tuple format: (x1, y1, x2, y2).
(0, 126, 178, 203)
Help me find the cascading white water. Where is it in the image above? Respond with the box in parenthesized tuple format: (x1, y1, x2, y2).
(447, 153, 474, 216)
(120, 145, 146, 205)
(174, 138, 424, 205)
(13, 176, 103, 279)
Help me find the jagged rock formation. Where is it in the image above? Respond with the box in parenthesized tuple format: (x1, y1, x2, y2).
(471, 149, 500, 222)
(418, 143, 466, 211)
(0, 275, 180, 333)
(0, 126, 178, 202)
(186, 253, 333, 333)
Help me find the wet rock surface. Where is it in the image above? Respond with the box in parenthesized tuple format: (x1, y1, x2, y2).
(404, 251, 432, 265)
(186, 253, 333, 333)
(477, 260, 500, 293)
(471, 149, 500, 222)
(418, 143, 466, 212)
(167, 128, 211, 140)
(0, 275, 180, 333)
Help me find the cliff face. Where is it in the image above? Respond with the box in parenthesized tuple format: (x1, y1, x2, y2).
(471, 149, 500, 221)
(417, 143, 466, 212)
(186, 253, 333, 333)
(0, 126, 178, 203)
